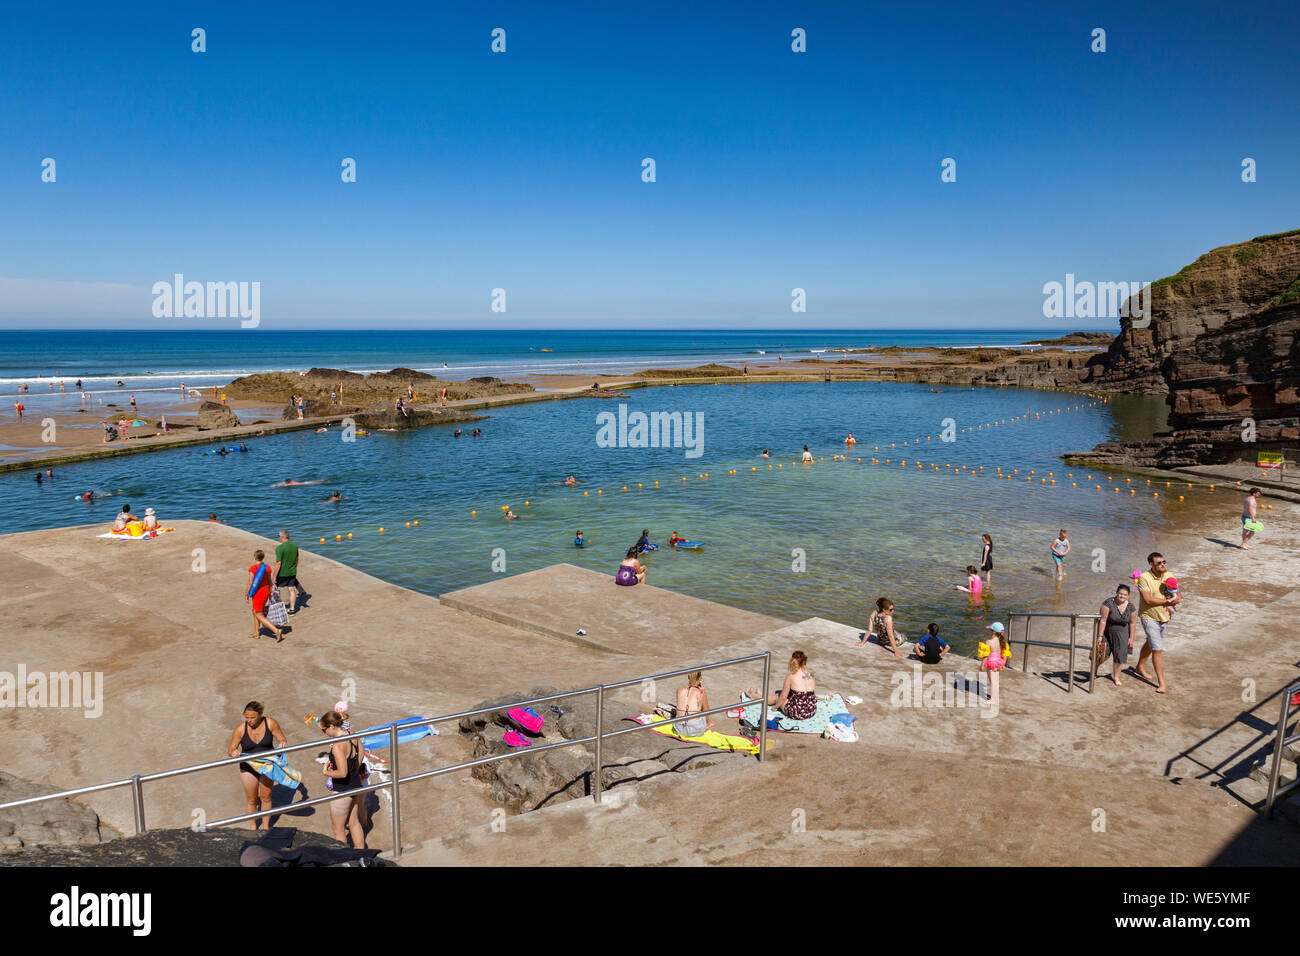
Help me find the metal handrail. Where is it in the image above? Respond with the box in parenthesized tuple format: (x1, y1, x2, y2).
(1007, 612, 1103, 694)
(0, 651, 771, 860)
(1264, 681, 1300, 817)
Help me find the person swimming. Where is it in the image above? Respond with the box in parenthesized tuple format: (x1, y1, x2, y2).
(325, 491, 342, 503)
(505, 508, 516, 520)
(669, 531, 685, 547)
(564, 475, 577, 486)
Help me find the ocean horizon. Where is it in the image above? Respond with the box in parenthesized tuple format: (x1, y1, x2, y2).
(0, 328, 1112, 389)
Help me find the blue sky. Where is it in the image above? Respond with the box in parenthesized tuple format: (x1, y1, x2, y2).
(2, 0, 1296, 329)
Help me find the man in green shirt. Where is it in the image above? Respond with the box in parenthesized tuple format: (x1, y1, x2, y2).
(273, 530, 304, 614)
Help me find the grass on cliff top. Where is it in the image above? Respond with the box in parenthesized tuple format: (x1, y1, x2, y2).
(1154, 229, 1299, 287)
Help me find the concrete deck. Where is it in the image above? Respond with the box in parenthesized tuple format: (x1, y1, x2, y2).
(2, 514, 1299, 865)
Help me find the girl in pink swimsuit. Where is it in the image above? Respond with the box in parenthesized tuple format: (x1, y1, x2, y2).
(956, 565, 983, 598)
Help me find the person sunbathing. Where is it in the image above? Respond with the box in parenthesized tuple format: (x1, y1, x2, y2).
(745, 650, 817, 720)
(674, 672, 713, 736)
(615, 547, 646, 586)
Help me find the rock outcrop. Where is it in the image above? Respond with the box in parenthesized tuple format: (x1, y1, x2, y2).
(1075, 230, 1300, 466)
(458, 687, 732, 814)
(195, 401, 241, 430)
(0, 771, 105, 852)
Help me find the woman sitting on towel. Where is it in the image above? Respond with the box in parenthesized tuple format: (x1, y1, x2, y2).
(675, 671, 713, 736)
(615, 547, 647, 586)
(746, 650, 817, 721)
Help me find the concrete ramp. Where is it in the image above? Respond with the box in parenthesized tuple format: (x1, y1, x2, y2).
(439, 564, 787, 657)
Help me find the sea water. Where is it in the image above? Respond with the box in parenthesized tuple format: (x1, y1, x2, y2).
(1, 380, 1179, 652)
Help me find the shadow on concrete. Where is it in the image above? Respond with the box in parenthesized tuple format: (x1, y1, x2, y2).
(1163, 682, 1296, 810)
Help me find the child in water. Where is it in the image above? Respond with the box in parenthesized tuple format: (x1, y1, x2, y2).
(955, 565, 983, 598)
(574, 530, 584, 547)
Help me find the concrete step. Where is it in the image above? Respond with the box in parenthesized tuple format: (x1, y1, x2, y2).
(1248, 758, 1295, 785)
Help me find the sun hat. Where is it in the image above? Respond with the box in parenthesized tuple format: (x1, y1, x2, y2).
(986, 622, 1005, 634)
(145, 508, 155, 516)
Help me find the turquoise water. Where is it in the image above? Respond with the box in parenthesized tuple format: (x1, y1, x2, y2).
(5, 381, 1181, 652)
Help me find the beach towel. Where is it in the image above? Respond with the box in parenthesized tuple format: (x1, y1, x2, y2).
(245, 752, 304, 789)
(98, 527, 175, 540)
(359, 716, 438, 751)
(624, 714, 763, 755)
(734, 692, 852, 735)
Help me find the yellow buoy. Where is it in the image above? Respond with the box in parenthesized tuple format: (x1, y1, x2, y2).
(583, 491, 588, 496)
(524, 501, 529, 506)
(597, 490, 602, 495)
(379, 527, 384, 533)
(319, 537, 326, 543)
(501, 505, 509, 511)
(471, 510, 477, 515)
(347, 532, 353, 538)
(405, 521, 411, 527)
(413, 520, 418, 526)
(336, 534, 342, 541)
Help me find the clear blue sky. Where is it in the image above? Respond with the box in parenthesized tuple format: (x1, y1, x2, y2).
(2, 0, 1296, 329)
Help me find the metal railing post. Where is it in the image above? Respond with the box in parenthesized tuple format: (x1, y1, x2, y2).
(1022, 616, 1031, 672)
(1265, 687, 1295, 817)
(1067, 617, 1076, 693)
(1088, 619, 1098, 695)
(593, 685, 605, 804)
(130, 774, 146, 835)
(388, 724, 402, 860)
(759, 652, 771, 762)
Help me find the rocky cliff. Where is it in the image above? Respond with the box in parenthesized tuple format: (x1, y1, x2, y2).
(1075, 230, 1300, 466)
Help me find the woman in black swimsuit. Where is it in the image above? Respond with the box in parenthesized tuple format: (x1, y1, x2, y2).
(227, 701, 287, 830)
(319, 710, 367, 848)
(980, 534, 994, 586)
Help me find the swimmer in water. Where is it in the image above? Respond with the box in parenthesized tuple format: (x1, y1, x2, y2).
(564, 475, 577, 486)
(238, 442, 248, 452)
(325, 491, 342, 503)
(280, 478, 309, 487)
(761, 449, 770, 458)
(574, 530, 584, 547)
(315, 426, 328, 433)
(844, 433, 856, 445)
(453, 429, 462, 437)
(504, 508, 516, 520)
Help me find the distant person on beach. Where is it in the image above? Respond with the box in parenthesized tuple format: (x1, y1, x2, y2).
(917, 623, 949, 664)
(1051, 529, 1071, 579)
(1136, 551, 1178, 694)
(802, 445, 813, 463)
(857, 597, 905, 658)
(395, 397, 408, 417)
(980, 534, 993, 585)
(13, 400, 23, 421)
(745, 650, 817, 721)
(439, 387, 448, 406)
(274, 530, 304, 614)
(1095, 583, 1137, 686)
(245, 549, 283, 642)
(296, 395, 304, 420)
(1241, 488, 1262, 549)
(615, 547, 647, 586)
(319, 709, 367, 847)
(228, 702, 288, 831)
(112, 504, 135, 532)
(675, 671, 713, 736)
(129, 394, 136, 411)
(955, 565, 983, 598)
(142, 507, 159, 531)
